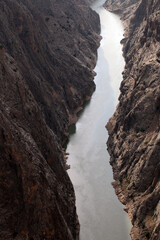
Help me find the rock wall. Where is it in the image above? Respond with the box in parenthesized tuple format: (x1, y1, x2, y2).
(84, 0, 96, 5)
(105, 0, 160, 239)
(0, 0, 100, 239)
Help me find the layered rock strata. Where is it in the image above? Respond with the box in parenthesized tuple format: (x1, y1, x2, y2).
(105, 0, 160, 239)
(0, 0, 100, 239)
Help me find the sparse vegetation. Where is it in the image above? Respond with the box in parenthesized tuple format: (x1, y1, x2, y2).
(145, 231, 150, 239)
(142, 221, 145, 229)
(45, 17, 50, 22)
(0, 43, 3, 49)
(13, 68, 18, 72)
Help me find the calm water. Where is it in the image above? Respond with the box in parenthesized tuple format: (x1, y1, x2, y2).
(66, 0, 131, 239)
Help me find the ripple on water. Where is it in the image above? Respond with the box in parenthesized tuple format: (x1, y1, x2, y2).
(67, 0, 131, 239)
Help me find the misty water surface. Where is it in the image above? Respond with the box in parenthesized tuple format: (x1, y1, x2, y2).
(67, 0, 131, 239)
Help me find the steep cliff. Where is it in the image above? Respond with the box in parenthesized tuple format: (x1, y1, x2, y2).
(0, 0, 100, 239)
(105, 0, 160, 239)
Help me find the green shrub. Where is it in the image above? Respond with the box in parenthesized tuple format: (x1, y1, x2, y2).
(45, 17, 50, 22)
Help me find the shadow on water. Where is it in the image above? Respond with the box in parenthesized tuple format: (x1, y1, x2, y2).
(64, 98, 92, 149)
(68, 99, 92, 136)
(68, 124, 76, 135)
(77, 99, 91, 118)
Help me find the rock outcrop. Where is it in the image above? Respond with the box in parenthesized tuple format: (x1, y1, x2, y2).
(0, 0, 100, 239)
(84, 0, 96, 5)
(105, 0, 160, 239)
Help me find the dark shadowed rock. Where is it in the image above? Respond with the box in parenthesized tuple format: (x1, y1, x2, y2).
(0, 0, 100, 239)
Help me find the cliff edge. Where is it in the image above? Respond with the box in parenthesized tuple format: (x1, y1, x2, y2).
(105, 0, 160, 239)
(0, 0, 100, 239)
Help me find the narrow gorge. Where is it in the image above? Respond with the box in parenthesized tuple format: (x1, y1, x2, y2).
(0, 0, 159, 239)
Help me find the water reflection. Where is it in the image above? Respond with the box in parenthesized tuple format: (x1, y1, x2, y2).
(67, 1, 131, 239)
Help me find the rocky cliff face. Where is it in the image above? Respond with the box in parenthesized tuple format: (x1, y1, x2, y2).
(105, 0, 160, 239)
(84, 0, 96, 5)
(0, 0, 100, 239)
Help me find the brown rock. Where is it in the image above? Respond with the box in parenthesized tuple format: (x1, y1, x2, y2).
(0, 0, 100, 239)
(106, 0, 160, 239)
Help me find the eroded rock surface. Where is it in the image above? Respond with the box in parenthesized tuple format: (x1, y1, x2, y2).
(0, 0, 100, 239)
(105, 0, 160, 239)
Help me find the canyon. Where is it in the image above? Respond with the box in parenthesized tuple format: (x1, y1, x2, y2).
(105, 0, 160, 239)
(0, 0, 160, 239)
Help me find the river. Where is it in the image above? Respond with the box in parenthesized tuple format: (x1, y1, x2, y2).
(66, 0, 131, 239)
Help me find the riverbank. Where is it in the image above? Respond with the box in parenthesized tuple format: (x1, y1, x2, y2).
(105, 0, 160, 239)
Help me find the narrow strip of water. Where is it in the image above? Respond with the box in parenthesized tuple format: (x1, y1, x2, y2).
(67, 1, 131, 239)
